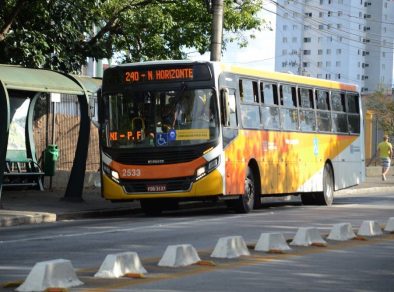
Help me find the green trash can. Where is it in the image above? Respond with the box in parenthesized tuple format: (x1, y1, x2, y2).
(44, 144, 59, 176)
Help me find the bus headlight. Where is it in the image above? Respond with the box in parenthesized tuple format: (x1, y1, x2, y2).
(195, 157, 220, 181)
(103, 164, 120, 183)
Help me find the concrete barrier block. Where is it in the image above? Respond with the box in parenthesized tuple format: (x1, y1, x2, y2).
(358, 220, 383, 236)
(255, 233, 291, 252)
(94, 252, 147, 278)
(384, 217, 394, 232)
(290, 227, 327, 247)
(158, 244, 201, 267)
(327, 223, 356, 241)
(211, 236, 250, 259)
(16, 259, 83, 291)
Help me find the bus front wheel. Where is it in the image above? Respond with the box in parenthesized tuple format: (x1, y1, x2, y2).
(235, 167, 255, 213)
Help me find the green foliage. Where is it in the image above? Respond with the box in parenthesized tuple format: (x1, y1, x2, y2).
(0, 0, 265, 73)
(365, 89, 394, 137)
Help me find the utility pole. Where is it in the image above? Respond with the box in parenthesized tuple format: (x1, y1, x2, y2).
(210, 0, 224, 61)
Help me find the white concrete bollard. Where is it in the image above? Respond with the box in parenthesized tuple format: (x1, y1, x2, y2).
(357, 220, 383, 236)
(210, 236, 250, 259)
(158, 244, 201, 267)
(255, 233, 291, 252)
(384, 217, 394, 232)
(327, 223, 356, 241)
(16, 259, 83, 292)
(94, 252, 147, 278)
(290, 227, 327, 246)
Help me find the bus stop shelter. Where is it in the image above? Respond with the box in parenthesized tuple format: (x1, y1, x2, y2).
(0, 65, 101, 203)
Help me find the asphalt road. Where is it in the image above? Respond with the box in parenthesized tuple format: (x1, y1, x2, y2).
(1, 190, 394, 291)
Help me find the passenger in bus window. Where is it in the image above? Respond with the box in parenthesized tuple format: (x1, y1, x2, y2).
(377, 135, 393, 181)
(173, 97, 188, 128)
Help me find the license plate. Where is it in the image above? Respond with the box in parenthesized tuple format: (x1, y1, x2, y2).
(147, 184, 167, 192)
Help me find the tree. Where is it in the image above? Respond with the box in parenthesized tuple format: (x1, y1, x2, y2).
(0, 0, 265, 73)
(364, 89, 394, 137)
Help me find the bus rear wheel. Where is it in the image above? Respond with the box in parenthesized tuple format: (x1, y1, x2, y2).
(301, 163, 334, 206)
(235, 167, 255, 213)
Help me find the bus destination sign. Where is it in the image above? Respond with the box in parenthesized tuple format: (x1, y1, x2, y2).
(124, 67, 194, 83)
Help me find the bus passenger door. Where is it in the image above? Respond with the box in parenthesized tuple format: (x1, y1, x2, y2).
(221, 88, 242, 195)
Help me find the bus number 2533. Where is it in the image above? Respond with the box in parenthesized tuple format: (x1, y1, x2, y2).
(122, 168, 141, 177)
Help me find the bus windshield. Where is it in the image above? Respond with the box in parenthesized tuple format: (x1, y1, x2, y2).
(104, 88, 219, 148)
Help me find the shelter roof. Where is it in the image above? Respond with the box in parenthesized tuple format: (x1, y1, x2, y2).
(0, 64, 101, 95)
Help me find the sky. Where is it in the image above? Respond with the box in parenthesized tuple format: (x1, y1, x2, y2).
(189, 3, 277, 71)
(190, 2, 394, 85)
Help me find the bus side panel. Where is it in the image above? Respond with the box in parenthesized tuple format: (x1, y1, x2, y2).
(332, 135, 364, 190)
(223, 129, 360, 196)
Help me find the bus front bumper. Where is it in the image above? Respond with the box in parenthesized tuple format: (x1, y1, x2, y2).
(102, 169, 223, 201)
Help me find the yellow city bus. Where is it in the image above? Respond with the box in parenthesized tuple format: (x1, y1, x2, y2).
(98, 60, 364, 215)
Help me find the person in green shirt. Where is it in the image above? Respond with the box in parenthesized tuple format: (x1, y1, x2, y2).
(377, 135, 393, 181)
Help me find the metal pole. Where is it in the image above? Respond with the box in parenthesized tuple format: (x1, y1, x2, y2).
(50, 101, 55, 190)
(210, 0, 224, 61)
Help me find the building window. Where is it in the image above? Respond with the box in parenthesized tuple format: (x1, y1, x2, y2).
(282, 49, 287, 55)
(283, 25, 287, 31)
(326, 61, 331, 67)
(336, 61, 341, 67)
(292, 37, 297, 43)
(303, 50, 311, 55)
(319, 24, 324, 30)
(318, 49, 323, 55)
(317, 61, 323, 67)
(304, 37, 311, 43)
(326, 49, 331, 55)
(283, 37, 288, 43)
(336, 49, 342, 54)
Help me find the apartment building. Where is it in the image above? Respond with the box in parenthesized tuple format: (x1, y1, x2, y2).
(274, 0, 394, 94)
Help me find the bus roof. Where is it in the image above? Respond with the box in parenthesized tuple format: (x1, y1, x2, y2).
(108, 60, 358, 92)
(219, 63, 358, 92)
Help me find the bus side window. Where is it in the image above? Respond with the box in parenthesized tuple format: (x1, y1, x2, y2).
(239, 79, 258, 103)
(298, 87, 316, 132)
(331, 91, 348, 133)
(347, 92, 360, 134)
(280, 84, 299, 131)
(260, 82, 280, 129)
(316, 90, 331, 132)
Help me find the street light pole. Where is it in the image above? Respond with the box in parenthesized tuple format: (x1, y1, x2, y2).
(210, 0, 224, 61)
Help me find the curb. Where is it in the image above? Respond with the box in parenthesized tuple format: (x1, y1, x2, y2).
(0, 211, 56, 227)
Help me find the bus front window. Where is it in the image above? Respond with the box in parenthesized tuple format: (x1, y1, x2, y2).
(105, 88, 218, 148)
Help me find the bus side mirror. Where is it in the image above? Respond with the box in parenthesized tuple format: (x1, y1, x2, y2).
(220, 88, 230, 127)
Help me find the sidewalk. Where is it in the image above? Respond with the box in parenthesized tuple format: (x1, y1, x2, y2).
(1, 175, 394, 228)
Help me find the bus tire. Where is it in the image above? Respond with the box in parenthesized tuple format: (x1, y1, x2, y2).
(140, 199, 163, 216)
(301, 163, 334, 206)
(235, 167, 255, 213)
(317, 163, 334, 206)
